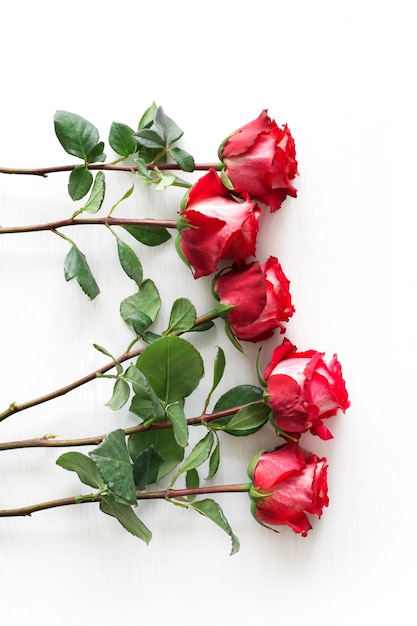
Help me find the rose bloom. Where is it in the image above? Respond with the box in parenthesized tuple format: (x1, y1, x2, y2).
(250, 442, 329, 536)
(264, 339, 350, 440)
(179, 169, 261, 279)
(219, 110, 298, 212)
(214, 257, 295, 342)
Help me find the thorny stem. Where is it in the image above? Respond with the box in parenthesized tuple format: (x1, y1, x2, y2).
(0, 217, 178, 236)
(0, 162, 222, 177)
(0, 309, 223, 423)
(0, 483, 252, 518)
(0, 403, 261, 451)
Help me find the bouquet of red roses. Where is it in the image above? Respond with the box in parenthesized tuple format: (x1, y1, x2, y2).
(0, 106, 349, 552)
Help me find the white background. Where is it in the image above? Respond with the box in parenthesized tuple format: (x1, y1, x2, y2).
(0, 1, 415, 624)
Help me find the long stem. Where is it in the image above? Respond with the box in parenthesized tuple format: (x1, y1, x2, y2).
(0, 217, 178, 236)
(0, 403, 258, 451)
(0, 346, 144, 423)
(0, 162, 222, 177)
(0, 311, 222, 423)
(0, 483, 251, 518)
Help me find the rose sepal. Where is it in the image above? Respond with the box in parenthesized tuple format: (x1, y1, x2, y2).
(214, 302, 237, 319)
(175, 214, 194, 232)
(269, 418, 299, 442)
(179, 188, 191, 212)
(249, 485, 274, 500)
(247, 449, 264, 481)
(224, 323, 244, 353)
(174, 233, 192, 271)
(219, 168, 234, 191)
(256, 348, 267, 388)
(217, 134, 234, 160)
(249, 501, 281, 533)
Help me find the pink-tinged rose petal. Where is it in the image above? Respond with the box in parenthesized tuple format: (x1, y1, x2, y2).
(251, 444, 328, 536)
(179, 169, 261, 278)
(214, 257, 295, 343)
(220, 111, 298, 212)
(263, 339, 350, 439)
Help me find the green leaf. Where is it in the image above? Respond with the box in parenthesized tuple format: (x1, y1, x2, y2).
(126, 367, 165, 421)
(108, 184, 135, 216)
(166, 402, 188, 448)
(54, 110, 105, 162)
(122, 363, 150, 393)
(221, 402, 270, 436)
(64, 245, 100, 300)
(171, 175, 193, 189)
(133, 128, 165, 150)
(170, 147, 195, 172)
(132, 445, 164, 489)
(211, 385, 265, 435)
(213, 385, 264, 413)
(134, 157, 152, 181)
(88, 141, 106, 164)
(123, 223, 171, 247)
(99, 494, 151, 543)
(179, 431, 213, 474)
(93, 343, 123, 374)
(128, 429, 184, 480)
(189, 499, 240, 555)
(203, 346, 226, 412)
(164, 298, 196, 335)
(212, 347, 226, 392)
(105, 378, 130, 410)
(109, 121, 136, 157)
(93, 343, 115, 359)
(89, 429, 136, 505)
(186, 468, 199, 490)
(116, 238, 143, 286)
(80, 171, 105, 214)
(206, 439, 220, 480)
(138, 103, 157, 129)
(142, 331, 161, 344)
(138, 146, 167, 166)
(185, 468, 199, 501)
(56, 451, 105, 489)
(155, 173, 176, 190)
(154, 107, 183, 145)
(120, 279, 161, 329)
(129, 311, 154, 337)
(189, 321, 215, 333)
(136, 335, 204, 405)
(68, 165, 93, 200)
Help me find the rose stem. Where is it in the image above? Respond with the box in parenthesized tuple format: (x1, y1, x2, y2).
(0, 403, 258, 452)
(0, 162, 223, 177)
(0, 217, 177, 236)
(0, 310, 222, 423)
(0, 483, 252, 518)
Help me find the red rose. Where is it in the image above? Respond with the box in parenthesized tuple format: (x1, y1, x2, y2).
(179, 169, 261, 278)
(214, 257, 295, 342)
(264, 339, 350, 440)
(250, 443, 329, 536)
(219, 110, 298, 212)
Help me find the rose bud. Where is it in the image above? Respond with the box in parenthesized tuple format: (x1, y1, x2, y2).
(219, 110, 298, 212)
(264, 339, 350, 440)
(214, 257, 295, 342)
(178, 168, 261, 279)
(249, 443, 329, 536)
